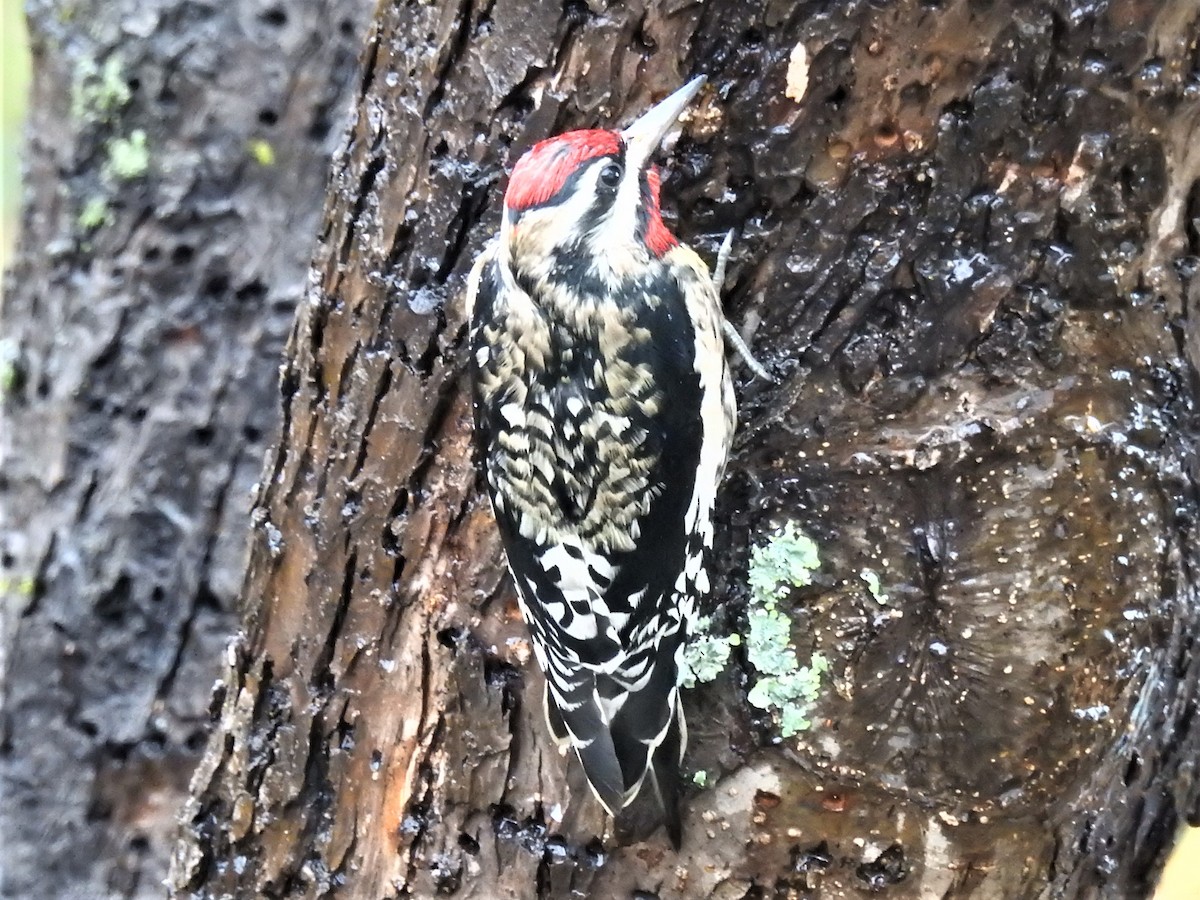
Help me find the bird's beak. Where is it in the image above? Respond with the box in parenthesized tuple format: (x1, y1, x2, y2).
(620, 75, 706, 170)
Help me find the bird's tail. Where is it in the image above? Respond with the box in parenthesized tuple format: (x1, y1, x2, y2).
(543, 653, 686, 847)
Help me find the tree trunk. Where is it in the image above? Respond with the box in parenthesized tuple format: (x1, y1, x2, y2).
(169, 0, 1200, 897)
(0, 1, 371, 897)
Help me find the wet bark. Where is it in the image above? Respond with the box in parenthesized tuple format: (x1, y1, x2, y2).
(0, 1, 370, 897)
(171, 0, 1200, 898)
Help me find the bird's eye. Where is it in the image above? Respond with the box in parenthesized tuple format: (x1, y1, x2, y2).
(598, 163, 623, 188)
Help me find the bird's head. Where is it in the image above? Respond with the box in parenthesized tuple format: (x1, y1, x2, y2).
(500, 77, 706, 278)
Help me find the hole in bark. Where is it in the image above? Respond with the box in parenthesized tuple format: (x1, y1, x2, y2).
(243, 424, 263, 442)
(791, 840, 833, 873)
(519, 815, 547, 854)
(197, 582, 223, 611)
(1078, 819, 1095, 853)
(79, 719, 100, 738)
(484, 658, 521, 714)
(259, 7, 287, 26)
(543, 834, 570, 865)
(1124, 751, 1142, 786)
(235, 280, 268, 304)
(258, 108, 279, 126)
(127, 77, 141, 93)
(337, 718, 356, 751)
(1185, 179, 1200, 255)
(583, 837, 606, 867)
(203, 273, 230, 298)
(900, 81, 930, 106)
(433, 858, 462, 894)
(632, 18, 656, 51)
(86, 795, 113, 822)
(944, 98, 972, 120)
(128, 835, 150, 853)
(171, 244, 195, 265)
(631, 891, 661, 900)
(207, 684, 226, 720)
(856, 843, 907, 889)
(490, 803, 519, 839)
(339, 18, 354, 36)
(563, 0, 591, 25)
(457, 832, 479, 854)
(143, 245, 161, 262)
(193, 426, 215, 446)
(401, 801, 430, 835)
(389, 488, 410, 519)
(95, 575, 133, 622)
(308, 116, 332, 141)
(825, 86, 848, 108)
(484, 658, 520, 689)
(185, 729, 208, 753)
(436, 626, 466, 650)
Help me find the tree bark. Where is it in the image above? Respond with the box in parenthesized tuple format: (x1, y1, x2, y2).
(0, 1, 371, 897)
(170, 0, 1200, 897)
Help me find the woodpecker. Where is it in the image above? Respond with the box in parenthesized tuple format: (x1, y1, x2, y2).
(467, 76, 757, 847)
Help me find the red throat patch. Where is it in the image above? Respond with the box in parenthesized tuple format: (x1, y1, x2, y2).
(644, 166, 679, 258)
(505, 130, 621, 212)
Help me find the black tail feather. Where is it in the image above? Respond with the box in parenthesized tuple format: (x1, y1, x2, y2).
(613, 716, 684, 848)
(647, 713, 684, 847)
(545, 656, 686, 846)
(545, 674, 625, 814)
(573, 726, 625, 815)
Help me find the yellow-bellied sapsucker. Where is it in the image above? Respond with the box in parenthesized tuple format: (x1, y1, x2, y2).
(467, 76, 757, 847)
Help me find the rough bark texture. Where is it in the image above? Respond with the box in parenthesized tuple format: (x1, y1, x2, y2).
(171, 0, 1200, 897)
(0, 1, 371, 897)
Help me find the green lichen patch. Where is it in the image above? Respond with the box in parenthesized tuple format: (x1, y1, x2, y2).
(0, 361, 15, 396)
(105, 130, 149, 180)
(0, 575, 36, 597)
(680, 618, 734, 688)
(748, 521, 820, 601)
(744, 522, 827, 737)
(72, 55, 131, 124)
(0, 338, 17, 395)
(746, 655, 829, 735)
(746, 604, 794, 675)
(78, 195, 109, 230)
(691, 770, 709, 787)
(247, 138, 276, 167)
(680, 523, 828, 729)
